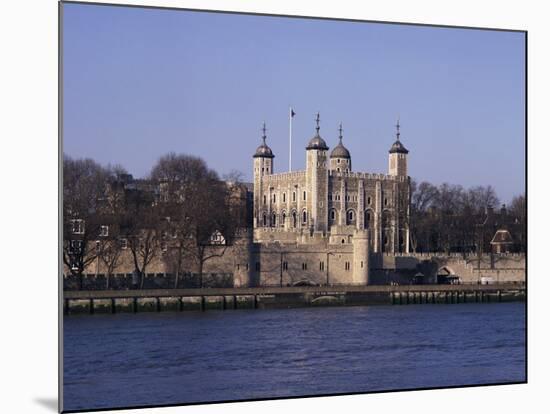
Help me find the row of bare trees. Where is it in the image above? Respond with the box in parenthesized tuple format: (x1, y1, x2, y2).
(63, 153, 243, 289)
(409, 180, 526, 254)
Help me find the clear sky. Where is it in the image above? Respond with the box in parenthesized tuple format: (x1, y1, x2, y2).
(62, 3, 525, 203)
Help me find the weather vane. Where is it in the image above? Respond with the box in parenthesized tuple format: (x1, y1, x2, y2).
(315, 112, 321, 134)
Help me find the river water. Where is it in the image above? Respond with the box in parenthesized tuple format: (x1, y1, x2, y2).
(63, 303, 525, 411)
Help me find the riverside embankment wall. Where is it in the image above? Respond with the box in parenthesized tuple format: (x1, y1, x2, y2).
(64, 283, 526, 314)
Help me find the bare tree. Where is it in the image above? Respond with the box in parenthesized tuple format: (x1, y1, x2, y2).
(95, 166, 131, 288)
(122, 185, 161, 289)
(151, 153, 239, 288)
(63, 154, 111, 287)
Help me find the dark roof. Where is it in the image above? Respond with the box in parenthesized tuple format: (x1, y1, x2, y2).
(330, 139, 351, 159)
(306, 134, 329, 150)
(490, 229, 513, 244)
(389, 139, 409, 154)
(253, 141, 274, 158)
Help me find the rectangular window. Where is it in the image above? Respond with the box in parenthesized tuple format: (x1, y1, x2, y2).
(345, 261, 350, 271)
(283, 193, 286, 202)
(99, 225, 109, 237)
(361, 261, 364, 268)
(119, 238, 128, 249)
(320, 261, 325, 271)
(303, 191, 307, 201)
(293, 192, 296, 202)
(283, 261, 288, 270)
(70, 219, 85, 235)
(302, 263, 307, 270)
(68, 240, 83, 254)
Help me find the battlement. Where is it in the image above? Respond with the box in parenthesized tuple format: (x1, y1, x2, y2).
(262, 171, 307, 181)
(329, 170, 407, 182)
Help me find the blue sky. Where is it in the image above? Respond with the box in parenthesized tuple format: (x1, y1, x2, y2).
(62, 3, 525, 203)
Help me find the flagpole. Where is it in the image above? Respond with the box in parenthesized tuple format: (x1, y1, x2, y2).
(289, 107, 292, 172)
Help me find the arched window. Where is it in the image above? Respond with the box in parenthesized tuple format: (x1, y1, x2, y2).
(330, 209, 336, 221)
(281, 212, 286, 227)
(273, 194, 276, 203)
(292, 211, 297, 227)
(364, 210, 372, 228)
(367, 196, 372, 205)
(263, 195, 266, 204)
(302, 210, 307, 224)
(262, 213, 267, 226)
(292, 192, 296, 202)
(346, 210, 356, 225)
(384, 197, 388, 206)
(382, 210, 391, 228)
(303, 191, 307, 201)
(283, 193, 286, 202)
(271, 213, 276, 227)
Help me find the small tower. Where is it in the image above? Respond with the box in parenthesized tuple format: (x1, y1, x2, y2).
(253, 122, 274, 228)
(352, 229, 370, 285)
(305, 112, 329, 233)
(329, 122, 352, 172)
(388, 118, 409, 177)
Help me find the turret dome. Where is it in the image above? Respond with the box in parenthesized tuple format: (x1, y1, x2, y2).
(389, 119, 408, 154)
(389, 140, 409, 154)
(253, 141, 274, 158)
(330, 124, 351, 158)
(253, 122, 275, 158)
(306, 112, 329, 150)
(306, 134, 329, 150)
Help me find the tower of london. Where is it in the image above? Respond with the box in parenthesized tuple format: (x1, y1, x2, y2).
(252, 113, 411, 254)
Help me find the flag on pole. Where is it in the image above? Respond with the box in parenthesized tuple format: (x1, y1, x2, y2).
(289, 107, 295, 172)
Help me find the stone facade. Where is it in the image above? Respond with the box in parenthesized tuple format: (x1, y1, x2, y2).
(246, 115, 410, 286)
(252, 117, 410, 256)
